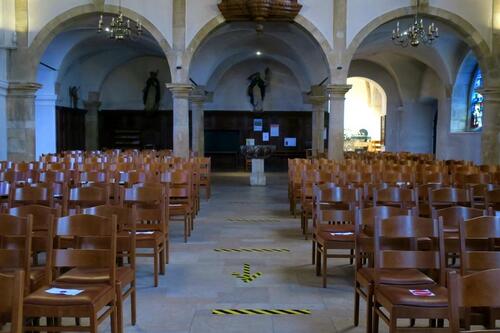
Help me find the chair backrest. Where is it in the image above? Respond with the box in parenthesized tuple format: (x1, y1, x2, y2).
(0, 214, 33, 292)
(314, 187, 361, 225)
(65, 186, 109, 214)
(428, 187, 471, 210)
(373, 187, 416, 209)
(0, 270, 24, 333)
(9, 185, 53, 208)
(485, 189, 500, 213)
(448, 269, 500, 332)
(459, 216, 500, 275)
(50, 214, 116, 284)
(83, 205, 136, 270)
(121, 187, 167, 234)
(432, 206, 485, 229)
(374, 215, 445, 285)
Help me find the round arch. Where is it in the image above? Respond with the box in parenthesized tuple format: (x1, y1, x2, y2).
(344, 5, 491, 80)
(28, 4, 173, 80)
(184, 14, 334, 75)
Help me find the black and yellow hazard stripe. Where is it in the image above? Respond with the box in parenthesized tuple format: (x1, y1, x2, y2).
(214, 248, 290, 253)
(232, 264, 262, 283)
(212, 309, 311, 316)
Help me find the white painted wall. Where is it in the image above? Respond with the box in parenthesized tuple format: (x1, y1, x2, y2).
(35, 94, 57, 156)
(28, 0, 174, 48)
(299, 0, 333, 49)
(347, 0, 492, 50)
(185, 0, 220, 48)
(205, 58, 308, 112)
(100, 56, 172, 110)
(347, 0, 412, 48)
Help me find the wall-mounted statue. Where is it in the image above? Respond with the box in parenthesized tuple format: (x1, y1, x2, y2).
(247, 68, 270, 112)
(69, 86, 80, 109)
(143, 70, 161, 111)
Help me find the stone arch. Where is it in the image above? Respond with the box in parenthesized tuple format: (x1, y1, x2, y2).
(184, 14, 334, 75)
(28, 4, 173, 80)
(344, 5, 491, 78)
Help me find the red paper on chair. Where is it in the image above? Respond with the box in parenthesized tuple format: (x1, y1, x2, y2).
(409, 289, 435, 297)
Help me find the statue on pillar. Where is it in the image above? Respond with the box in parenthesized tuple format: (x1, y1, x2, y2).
(143, 70, 161, 111)
(247, 68, 270, 112)
(69, 86, 80, 109)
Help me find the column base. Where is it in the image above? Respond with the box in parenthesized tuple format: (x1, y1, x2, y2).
(250, 159, 266, 186)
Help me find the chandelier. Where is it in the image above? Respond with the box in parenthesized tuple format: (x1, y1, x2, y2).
(392, 0, 439, 47)
(97, 0, 142, 40)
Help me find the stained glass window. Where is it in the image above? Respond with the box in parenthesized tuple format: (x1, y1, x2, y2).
(469, 68, 484, 131)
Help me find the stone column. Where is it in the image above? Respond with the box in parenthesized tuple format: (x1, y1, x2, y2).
(306, 85, 328, 156)
(190, 87, 211, 157)
(326, 84, 351, 161)
(6, 82, 41, 161)
(481, 88, 500, 165)
(0, 79, 7, 160)
(34, 94, 57, 156)
(83, 92, 101, 151)
(167, 83, 192, 158)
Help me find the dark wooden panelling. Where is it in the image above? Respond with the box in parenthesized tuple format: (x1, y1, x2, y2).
(98, 110, 173, 150)
(56, 107, 86, 152)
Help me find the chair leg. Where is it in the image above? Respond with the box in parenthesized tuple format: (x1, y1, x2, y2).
(354, 288, 360, 326)
(312, 240, 316, 265)
(160, 244, 166, 275)
(373, 306, 379, 333)
(184, 216, 188, 243)
(90, 313, 98, 333)
(315, 245, 321, 276)
(350, 249, 354, 265)
(154, 248, 159, 287)
(367, 285, 374, 333)
(110, 303, 118, 333)
(131, 281, 137, 326)
(304, 217, 309, 240)
(116, 282, 124, 333)
(322, 248, 327, 288)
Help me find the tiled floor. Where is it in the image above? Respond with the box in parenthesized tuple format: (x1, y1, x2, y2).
(116, 172, 375, 333)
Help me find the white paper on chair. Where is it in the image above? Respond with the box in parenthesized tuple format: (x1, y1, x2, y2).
(330, 232, 354, 236)
(136, 231, 155, 235)
(45, 288, 83, 296)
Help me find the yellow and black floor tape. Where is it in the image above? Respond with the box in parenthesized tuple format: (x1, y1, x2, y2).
(226, 217, 280, 223)
(232, 263, 262, 283)
(214, 248, 290, 253)
(212, 309, 312, 316)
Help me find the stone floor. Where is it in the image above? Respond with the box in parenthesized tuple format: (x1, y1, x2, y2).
(114, 172, 375, 333)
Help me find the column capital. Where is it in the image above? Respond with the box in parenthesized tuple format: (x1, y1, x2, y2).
(190, 86, 213, 104)
(327, 84, 352, 99)
(308, 95, 329, 106)
(0, 80, 8, 97)
(167, 83, 193, 99)
(7, 82, 42, 96)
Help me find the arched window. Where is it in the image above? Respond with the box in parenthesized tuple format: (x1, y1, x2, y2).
(468, 68, 484, 131)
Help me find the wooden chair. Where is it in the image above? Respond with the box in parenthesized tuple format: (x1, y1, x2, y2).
(64, 186, 109, 215)
(162, 171, 193, 243)
(314, 187, 361, 288)
(23, 214, 118, 333)
(353, 206, 413, 332)
(0, 214, 33, 295)
(372, 215, 448, 333)
(8, 205, 57, 291)
(373, 187, 417, 210)
(485, 189, 500, 214)
(0, 270, 25, 333)
(458, 216, 500, 329)
(121, 186, 167, 287)
(415, 183, 442, 217)
(0, 181, 9, 212)
(428, 187, 472, 211)
(448, 269, 500, 333)
(8, 185, 54, 208)
(80, 205, 137, 333)
(197, 157, 211, 199)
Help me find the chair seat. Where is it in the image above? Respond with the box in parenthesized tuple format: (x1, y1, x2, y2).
(357, 268, 435, 286)
(56, 267, 134, 285)
(317, 225, 355, 242)
(0, 267, 46, 291)
(24, 284, 114, 307)
(136, 231, 164, 247)
(376, 285, 448, 308)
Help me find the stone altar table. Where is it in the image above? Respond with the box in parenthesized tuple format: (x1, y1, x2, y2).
(240, 145, 276, 186)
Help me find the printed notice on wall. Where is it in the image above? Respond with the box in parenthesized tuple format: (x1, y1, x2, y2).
(270, 124, 279, 137)
(246, 138, 255, 146)
(284, 137, 296, 147)
(262, 132, 269, 142)
(254, 119, 263, 132)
